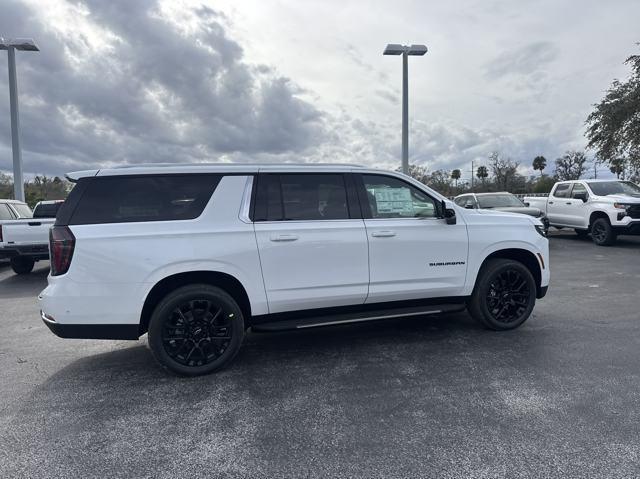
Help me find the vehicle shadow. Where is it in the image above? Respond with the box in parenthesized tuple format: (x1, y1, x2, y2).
(24, 310, 539, 393)
(0, 262, 50, 299)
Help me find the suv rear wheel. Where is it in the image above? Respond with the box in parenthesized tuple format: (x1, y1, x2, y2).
(591, 217, 616, 246)
(468, 258, 536, 330)
(10, 257, 35, 275)
(148, 284, 245, 376)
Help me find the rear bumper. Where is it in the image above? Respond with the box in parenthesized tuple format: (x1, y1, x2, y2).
(0, 244, 49, 260)
(40, 310, 140, 340)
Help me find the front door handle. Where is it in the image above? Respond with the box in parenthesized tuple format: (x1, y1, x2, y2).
(371, 231, 396, 238)
(566, 202, 572, 205)
(270, 234, 299, 242)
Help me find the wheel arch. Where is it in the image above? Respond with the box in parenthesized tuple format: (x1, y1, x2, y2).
(589, 210, 610, 227)
(479, 248, 543, 298)
(139, 271, 252, 335)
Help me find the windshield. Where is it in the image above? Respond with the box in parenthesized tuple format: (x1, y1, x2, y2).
(12, 203, 33, 218)
(476, 194, 524, 209)
(587, 181, 640, 196)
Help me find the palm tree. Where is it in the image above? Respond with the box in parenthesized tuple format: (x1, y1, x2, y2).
(610, 158, 626, 179)
(532, 156, 547, 176)
(476, 165, 488, 189)
(451, 169, 461, 189)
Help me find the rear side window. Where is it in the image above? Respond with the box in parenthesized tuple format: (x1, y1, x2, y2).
(0, 204, 14, 220)
(12, 203, 33, 218)
(553, 184, 571, 198)
(68, 174, 221, 225)
(253, 174, 352, 221)
(33, 202, 62, 218)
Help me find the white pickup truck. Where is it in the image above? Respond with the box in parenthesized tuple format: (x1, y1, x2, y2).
(0, 199, 55, 274)
(525, 179, 640, 246)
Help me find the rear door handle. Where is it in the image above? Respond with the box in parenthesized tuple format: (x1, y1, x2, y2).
(548, 201, 554, 204)
(270, 234, 299, 242)
(371, 231, 396, 238)
(566, 202, 572, 205)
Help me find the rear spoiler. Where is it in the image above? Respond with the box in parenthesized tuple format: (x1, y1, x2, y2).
(65, 169, 100, 183)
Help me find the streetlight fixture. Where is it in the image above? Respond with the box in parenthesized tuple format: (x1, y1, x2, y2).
(1, 37, 39, 202)
(383, 43, 427, 175)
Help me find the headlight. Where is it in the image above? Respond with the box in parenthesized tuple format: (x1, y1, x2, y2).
(614, 203, 630, 210)
(534, 224, 547, 237)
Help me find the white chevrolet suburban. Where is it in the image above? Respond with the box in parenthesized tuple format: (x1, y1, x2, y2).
(39, 164, 550, 376)
(525, 179, 640, 246)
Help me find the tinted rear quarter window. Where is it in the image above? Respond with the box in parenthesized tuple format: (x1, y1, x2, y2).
(33, 203, 62, 218)
(0, 204, 15, 220)
(68, 174, 221, 225)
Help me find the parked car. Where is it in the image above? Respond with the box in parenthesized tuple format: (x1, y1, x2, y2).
(33, 200, 65, 218)
(454, 192, 549, 233)
(39, 164, 550, 376)
(0, 199, 55, 274)
(525, 179, 640, 246)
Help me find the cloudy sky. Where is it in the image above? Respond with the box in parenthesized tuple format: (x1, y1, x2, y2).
(0, 0, 638, 182)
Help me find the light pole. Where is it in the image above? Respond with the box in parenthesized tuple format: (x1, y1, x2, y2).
(1, 37, 39, 202)
(383, 43, 427, 175)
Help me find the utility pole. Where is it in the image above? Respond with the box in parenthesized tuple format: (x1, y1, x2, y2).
(383, 43, 428, 175)
(1, 38, 39, 202)
(471, 161, 474, 190)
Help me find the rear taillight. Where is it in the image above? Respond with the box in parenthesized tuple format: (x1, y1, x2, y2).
(0, 225, 3, 243)
(50, 226, 75, 276)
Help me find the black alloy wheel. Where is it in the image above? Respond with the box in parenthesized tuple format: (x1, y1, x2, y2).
(468, 258, 536, 330)
(591, 218, 616, 246)
(485, 268, 532, 324)
(162, 299, 234, 367)
(148, 284, 244, 376)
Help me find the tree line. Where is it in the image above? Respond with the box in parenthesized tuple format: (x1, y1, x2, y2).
(404, 43, 640, 196)
(0, 174, 72, 208)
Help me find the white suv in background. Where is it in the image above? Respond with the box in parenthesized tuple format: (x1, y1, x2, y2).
(39, 164, 550, 376)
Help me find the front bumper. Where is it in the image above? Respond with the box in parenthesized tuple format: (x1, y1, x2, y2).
(0, 243, 49, 260)
(612, 220, 640, 235)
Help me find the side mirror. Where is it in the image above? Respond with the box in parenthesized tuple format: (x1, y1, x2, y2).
(445, 208, 457, 225)
(524, 202, 530, 207)
(441, 200, 457, 224)
(464, 204, 474, 209)
(574, 191, 588, 202)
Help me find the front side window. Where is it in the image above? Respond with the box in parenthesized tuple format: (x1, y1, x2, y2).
(69, 174, 220, 225)
(553, 183, 571, 198)
(571, 183, 588, 198)
(254, 174, 350, 221)
(362, 174, 437, 218)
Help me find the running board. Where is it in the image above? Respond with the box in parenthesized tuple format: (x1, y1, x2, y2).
(251, 303, 466, 332)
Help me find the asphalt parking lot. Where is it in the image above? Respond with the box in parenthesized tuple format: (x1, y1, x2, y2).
(1, 232, 640, 478)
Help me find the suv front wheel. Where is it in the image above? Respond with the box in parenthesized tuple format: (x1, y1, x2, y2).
(148, 284, 245, 376)
(468, 258, 536, 330)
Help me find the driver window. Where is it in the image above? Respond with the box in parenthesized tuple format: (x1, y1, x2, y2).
(362, 174, 437, 218)
(571, 183, 587, 199)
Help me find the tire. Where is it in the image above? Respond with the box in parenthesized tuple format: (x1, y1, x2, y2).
(575, 228, 589, 238)
(10, 257, 35, 275)
(590, 217, 616, 246)
(148, 284, 245, 376)
(467, 258, 537, 331)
